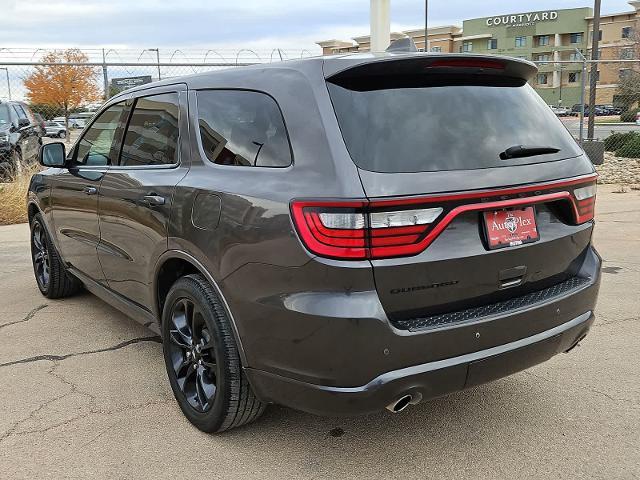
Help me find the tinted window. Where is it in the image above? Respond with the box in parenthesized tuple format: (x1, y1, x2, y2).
(75, 102, 126, 166)
(327, 78, 582, 173)
(0, 105, 9, 126)
(196, 90, 291, 167)
(13, 104, 28, 121)
(119, 93, 180, 167)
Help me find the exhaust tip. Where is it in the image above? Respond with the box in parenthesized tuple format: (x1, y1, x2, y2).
(386, 394, 413, 413)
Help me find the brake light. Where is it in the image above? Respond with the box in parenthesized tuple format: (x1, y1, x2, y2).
(291, 175, 597, 261)
(573, 183, 597, 223)
(291, 201, 443, 260)
(427, 58, 505, 70)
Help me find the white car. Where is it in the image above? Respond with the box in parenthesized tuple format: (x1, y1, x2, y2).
(44, 121, 67, 138)
(550, 105, 571, 117)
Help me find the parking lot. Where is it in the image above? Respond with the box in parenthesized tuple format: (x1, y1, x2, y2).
(0, 185, 638, 479)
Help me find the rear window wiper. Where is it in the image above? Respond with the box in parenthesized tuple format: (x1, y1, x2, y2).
(499, 145, 560, 160)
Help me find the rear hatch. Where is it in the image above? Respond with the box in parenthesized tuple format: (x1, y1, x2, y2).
(325, 55, 597, 327)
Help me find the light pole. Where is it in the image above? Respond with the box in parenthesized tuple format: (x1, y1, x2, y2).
(587, 0, 602, 140)
(139, 48, 161, 81)
(0, 68, 10, 100)
(424, 0, 429, 52)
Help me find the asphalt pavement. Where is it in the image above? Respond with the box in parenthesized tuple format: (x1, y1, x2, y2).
(0, 186, 638, 479)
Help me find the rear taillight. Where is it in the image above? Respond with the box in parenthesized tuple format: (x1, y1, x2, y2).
(291, 175, 597, 261)
(291, 201, 443, 260)
(573, 183, 597, 223)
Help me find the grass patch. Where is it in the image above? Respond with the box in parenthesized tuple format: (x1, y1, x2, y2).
(0, 164, 40, 225)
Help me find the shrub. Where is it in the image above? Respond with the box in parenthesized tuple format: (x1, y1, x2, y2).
(0, 164, 40, 225)
(616, 134, 640, 158)
(604, 132, 640, 152)
(621, 108, 640, 123)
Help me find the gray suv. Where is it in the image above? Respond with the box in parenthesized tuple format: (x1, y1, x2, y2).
(29, 52, 601, 433)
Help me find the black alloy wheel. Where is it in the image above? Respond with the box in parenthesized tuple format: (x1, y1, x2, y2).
(167, 297, 219, 412)
(162, 274, 266, 433)
(30, 213, 81, 299)
(31, 221, 50, 290)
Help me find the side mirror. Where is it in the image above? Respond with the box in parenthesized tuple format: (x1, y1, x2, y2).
(17, 118, 30, 129)
(39, 142, 67, 168)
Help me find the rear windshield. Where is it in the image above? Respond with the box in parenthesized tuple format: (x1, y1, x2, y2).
(327, 79, 582, 173)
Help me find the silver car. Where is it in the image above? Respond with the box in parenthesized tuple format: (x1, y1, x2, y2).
(44, 121, 66, 138)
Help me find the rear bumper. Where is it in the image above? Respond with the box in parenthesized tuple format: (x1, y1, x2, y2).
(245, 310, 594, 416)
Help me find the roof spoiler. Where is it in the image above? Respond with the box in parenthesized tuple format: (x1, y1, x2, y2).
(324, 54, 538, 84)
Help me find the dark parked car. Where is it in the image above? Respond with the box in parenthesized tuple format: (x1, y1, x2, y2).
(0, 100, 43, 178)
(28, 53, 601, 433)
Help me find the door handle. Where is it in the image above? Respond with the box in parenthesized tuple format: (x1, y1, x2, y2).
(83, 186, 98, 195)
(142, 195, 166, 206)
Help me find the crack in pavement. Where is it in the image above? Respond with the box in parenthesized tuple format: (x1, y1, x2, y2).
(522, 370, 638, 406)
(0, 304, 48, 330)
(595, 316, 640, 328)
(0, 339, 170, 443)
(0, 335, 161, 369)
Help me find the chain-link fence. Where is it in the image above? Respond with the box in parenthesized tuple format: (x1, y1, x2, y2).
(1, 48, 639, 148)
(0, 48, 317, 148)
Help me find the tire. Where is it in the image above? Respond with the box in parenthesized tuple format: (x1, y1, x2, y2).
(30, 213, 81, 299)
(162, 274, 266, 433)
(58, 131, 66, 139)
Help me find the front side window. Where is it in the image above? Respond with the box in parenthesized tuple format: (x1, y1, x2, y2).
(515, 36, 526, 48)
(196, 90, 291, 168)
(119, 93, 180, 167)
(75, 102, 126, 166)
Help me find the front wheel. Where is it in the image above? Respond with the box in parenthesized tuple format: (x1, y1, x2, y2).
(162, 274, 266, 433)
(30, 213, 81, 298)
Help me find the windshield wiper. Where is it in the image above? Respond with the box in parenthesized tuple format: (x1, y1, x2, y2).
(499, 145, 560, 160)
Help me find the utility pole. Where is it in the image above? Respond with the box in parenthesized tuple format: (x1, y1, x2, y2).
(101, 48, 109, 101)
(0, 68, 10, 100)
(147, 48, 161, 80)
(587, 0, 602, 140)
(424, 0, 429, 52)
(370, 0, 390, 52)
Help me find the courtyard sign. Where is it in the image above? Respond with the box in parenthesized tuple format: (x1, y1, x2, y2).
(486, 11, 558, 27)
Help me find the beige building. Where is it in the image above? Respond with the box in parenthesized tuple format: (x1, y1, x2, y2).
(318, 2, 640, 107)
(317, 26, 462, 55)
(588, 2, 640, 103)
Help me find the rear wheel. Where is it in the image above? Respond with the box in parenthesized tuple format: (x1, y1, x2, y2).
(30, 213, 81, 298)
(162, 274, 266, 433)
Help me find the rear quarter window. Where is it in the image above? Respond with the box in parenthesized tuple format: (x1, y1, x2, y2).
(196, 90, 291, 168)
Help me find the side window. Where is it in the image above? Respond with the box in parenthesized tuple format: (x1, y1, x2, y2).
(196, 90, 291, 168)
(13, 105, 28, 121)
(119, 93, 180, 167)
(75, 102, 126, 166)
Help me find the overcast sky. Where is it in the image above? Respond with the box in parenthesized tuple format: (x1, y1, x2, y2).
(0, 0, 634, 51)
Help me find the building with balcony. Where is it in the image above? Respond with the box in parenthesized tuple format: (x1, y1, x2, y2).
(317, 3, 640, 107)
